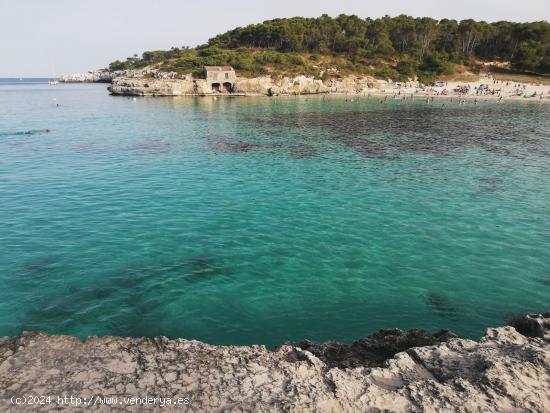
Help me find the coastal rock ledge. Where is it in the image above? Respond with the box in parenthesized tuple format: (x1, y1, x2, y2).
(1, 314, 549, 412)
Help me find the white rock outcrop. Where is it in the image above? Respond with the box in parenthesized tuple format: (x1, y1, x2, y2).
(60, 70, 116, 83)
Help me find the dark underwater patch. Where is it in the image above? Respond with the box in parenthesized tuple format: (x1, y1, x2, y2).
(10, 256, 62, 289)
(0, 129, 50, 138)
(17, 281, 120, 332)
(187, 255, 218, 276)
(127, 138, 171, 154)
(479, 177, 503, 186)
(20, 297, 80, 331)
(425, 291, 460, 320)
(22, 256, 60, 274)
(207, 137, 262, 153)
(245, 106, 550, 159)
(107, 254, 229, 289)
(106, 290, 169, 337)
(475, 176, 504, 195)
(288, 143, 319, 159)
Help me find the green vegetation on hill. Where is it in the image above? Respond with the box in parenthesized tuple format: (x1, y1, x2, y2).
(109, 15, 550, 82)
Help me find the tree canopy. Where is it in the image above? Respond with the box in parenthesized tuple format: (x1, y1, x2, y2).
(109, 15, 550, 80)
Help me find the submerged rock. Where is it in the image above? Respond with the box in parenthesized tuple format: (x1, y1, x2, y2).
(0, 314, 548, 412)
(288, 143, 319, 159)
(425, 291, 460, 319)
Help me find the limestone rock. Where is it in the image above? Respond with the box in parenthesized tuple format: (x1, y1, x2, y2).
(0, 314, 548, 412)
(110, 75, 335, 96)
(234, 76, 273, 95)
(60, 70, 116, 83)
(285, 76, 329, 94)
(108, 78, 195, 96)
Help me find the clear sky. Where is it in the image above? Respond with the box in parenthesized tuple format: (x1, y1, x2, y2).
(1, 0, 549, 77)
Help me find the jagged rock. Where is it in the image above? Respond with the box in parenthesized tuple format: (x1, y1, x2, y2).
(508, 313, 550, 338)
(60, 70, 116, 83)
(284, 75, 329, 94)
(234, 76, 273, 95)
(108, 78, 195, 96)
(193, 79, 211, 95)
(235, 75, 330, 95)
(0, 314, 548, 412)
(286, 328, 459, 369)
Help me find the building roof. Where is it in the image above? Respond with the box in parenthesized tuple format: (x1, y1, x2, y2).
(204, 66, 234, 72)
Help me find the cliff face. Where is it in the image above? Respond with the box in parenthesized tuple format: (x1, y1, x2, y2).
(108, 75, 388, 96)
(1, 314, 548, 412)
(107, 78, 196, 96)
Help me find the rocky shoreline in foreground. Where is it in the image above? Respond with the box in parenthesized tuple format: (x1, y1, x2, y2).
(1, 314, 548, 412)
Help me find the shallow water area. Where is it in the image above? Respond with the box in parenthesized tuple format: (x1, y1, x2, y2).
(0, 81, 549, 346)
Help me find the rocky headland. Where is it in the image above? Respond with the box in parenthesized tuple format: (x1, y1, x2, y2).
(106, 74, 379, 96)
(59, 67, 550, 100)
(1, 314, 549, 412)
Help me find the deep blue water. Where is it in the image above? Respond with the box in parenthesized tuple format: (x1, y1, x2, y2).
(0, 82, 549, 346)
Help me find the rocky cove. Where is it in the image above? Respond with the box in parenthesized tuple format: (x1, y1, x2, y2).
(1, 314, 549, 412)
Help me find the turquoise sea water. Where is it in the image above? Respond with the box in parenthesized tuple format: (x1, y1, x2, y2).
(1, 81, 549, 347)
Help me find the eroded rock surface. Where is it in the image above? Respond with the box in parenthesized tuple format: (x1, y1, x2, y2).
(108, 78, 197, 96)
(0, 315, 549, 412)
(108, 75, 388, 96)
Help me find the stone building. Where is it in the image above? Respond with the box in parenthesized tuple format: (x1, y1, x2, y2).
(205, 66, 236, 93)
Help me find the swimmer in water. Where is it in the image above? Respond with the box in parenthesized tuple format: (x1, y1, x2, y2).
(44, 129, 50, 133)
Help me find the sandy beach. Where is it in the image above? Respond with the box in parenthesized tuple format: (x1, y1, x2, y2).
(372, 73, 550, 102)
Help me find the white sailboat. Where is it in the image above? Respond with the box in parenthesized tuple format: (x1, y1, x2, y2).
(48, 63, 59, 85)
